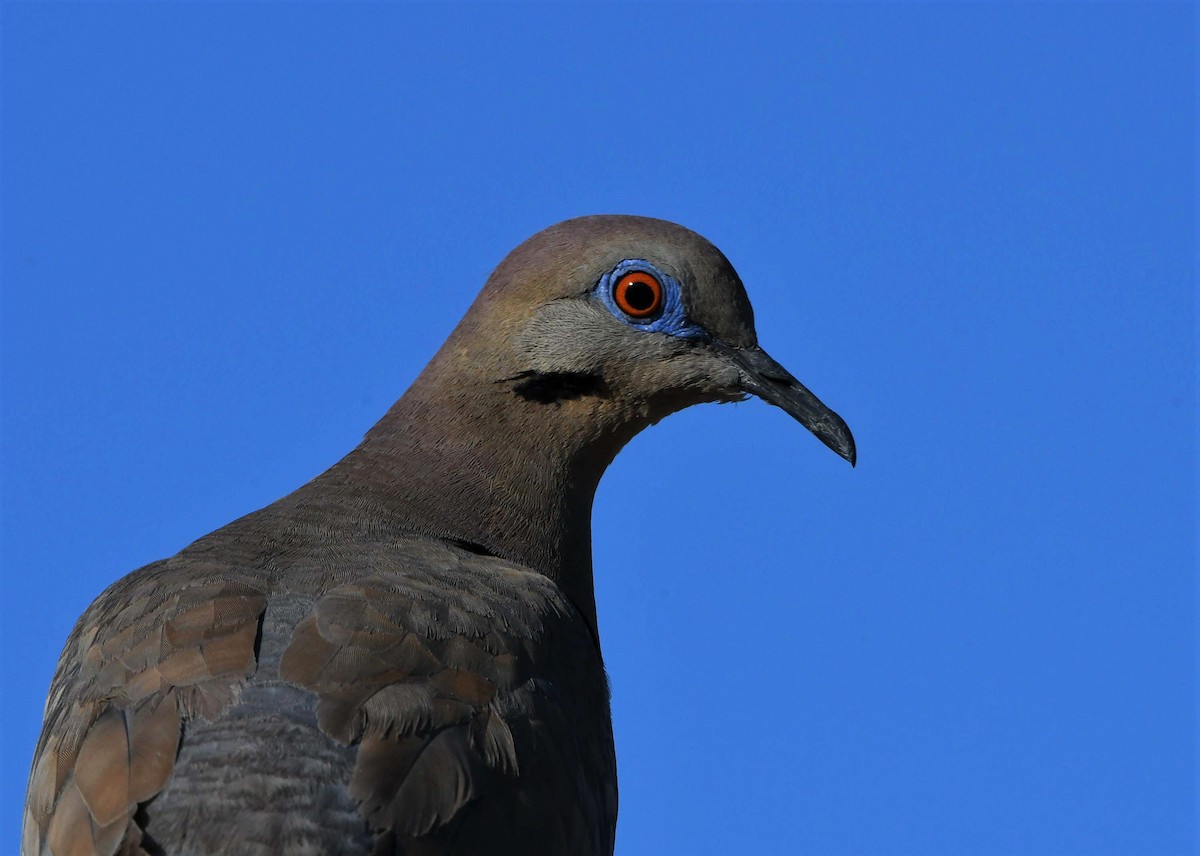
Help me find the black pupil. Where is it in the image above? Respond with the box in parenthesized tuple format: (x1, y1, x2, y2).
(624, 279, 656, 312)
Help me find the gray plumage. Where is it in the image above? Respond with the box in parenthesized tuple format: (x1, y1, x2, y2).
(24, 215, 853, 856)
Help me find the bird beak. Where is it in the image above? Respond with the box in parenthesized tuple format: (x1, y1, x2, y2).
(714, 342, 856, 466)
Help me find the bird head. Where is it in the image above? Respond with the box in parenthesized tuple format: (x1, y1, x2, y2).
(450, 215, 855, 466)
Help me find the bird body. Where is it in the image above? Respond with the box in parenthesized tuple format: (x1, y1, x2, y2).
(24, 216, 853, 855)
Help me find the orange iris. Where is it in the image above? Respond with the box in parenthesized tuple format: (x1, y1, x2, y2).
(613, 271, 664, 319)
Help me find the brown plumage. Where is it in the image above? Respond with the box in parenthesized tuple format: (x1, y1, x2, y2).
(24, 215, 854, 855)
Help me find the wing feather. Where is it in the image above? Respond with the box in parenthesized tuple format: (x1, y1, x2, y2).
(25, 570, 266, 856)
(279, 556, 609, 846)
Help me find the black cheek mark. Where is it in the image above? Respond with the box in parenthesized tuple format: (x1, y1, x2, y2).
(444, 537, 500, 558)
(509, 371, 609, 404)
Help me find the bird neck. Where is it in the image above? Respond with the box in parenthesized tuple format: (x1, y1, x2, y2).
(317, 353, 636, 637)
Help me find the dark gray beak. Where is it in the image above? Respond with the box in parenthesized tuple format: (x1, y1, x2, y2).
(716, 342, 856, 466)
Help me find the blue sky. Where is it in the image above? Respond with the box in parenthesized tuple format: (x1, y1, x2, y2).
(2, 3, 1195, 854)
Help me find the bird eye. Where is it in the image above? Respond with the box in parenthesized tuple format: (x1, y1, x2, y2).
(612, 271, 664, 319)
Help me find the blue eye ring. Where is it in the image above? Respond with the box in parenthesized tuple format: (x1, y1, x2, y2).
(594, 259, 707, 340)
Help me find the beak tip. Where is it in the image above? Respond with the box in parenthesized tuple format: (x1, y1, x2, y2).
(819, 414, 856, 468)
(831, 434, 857, 468)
